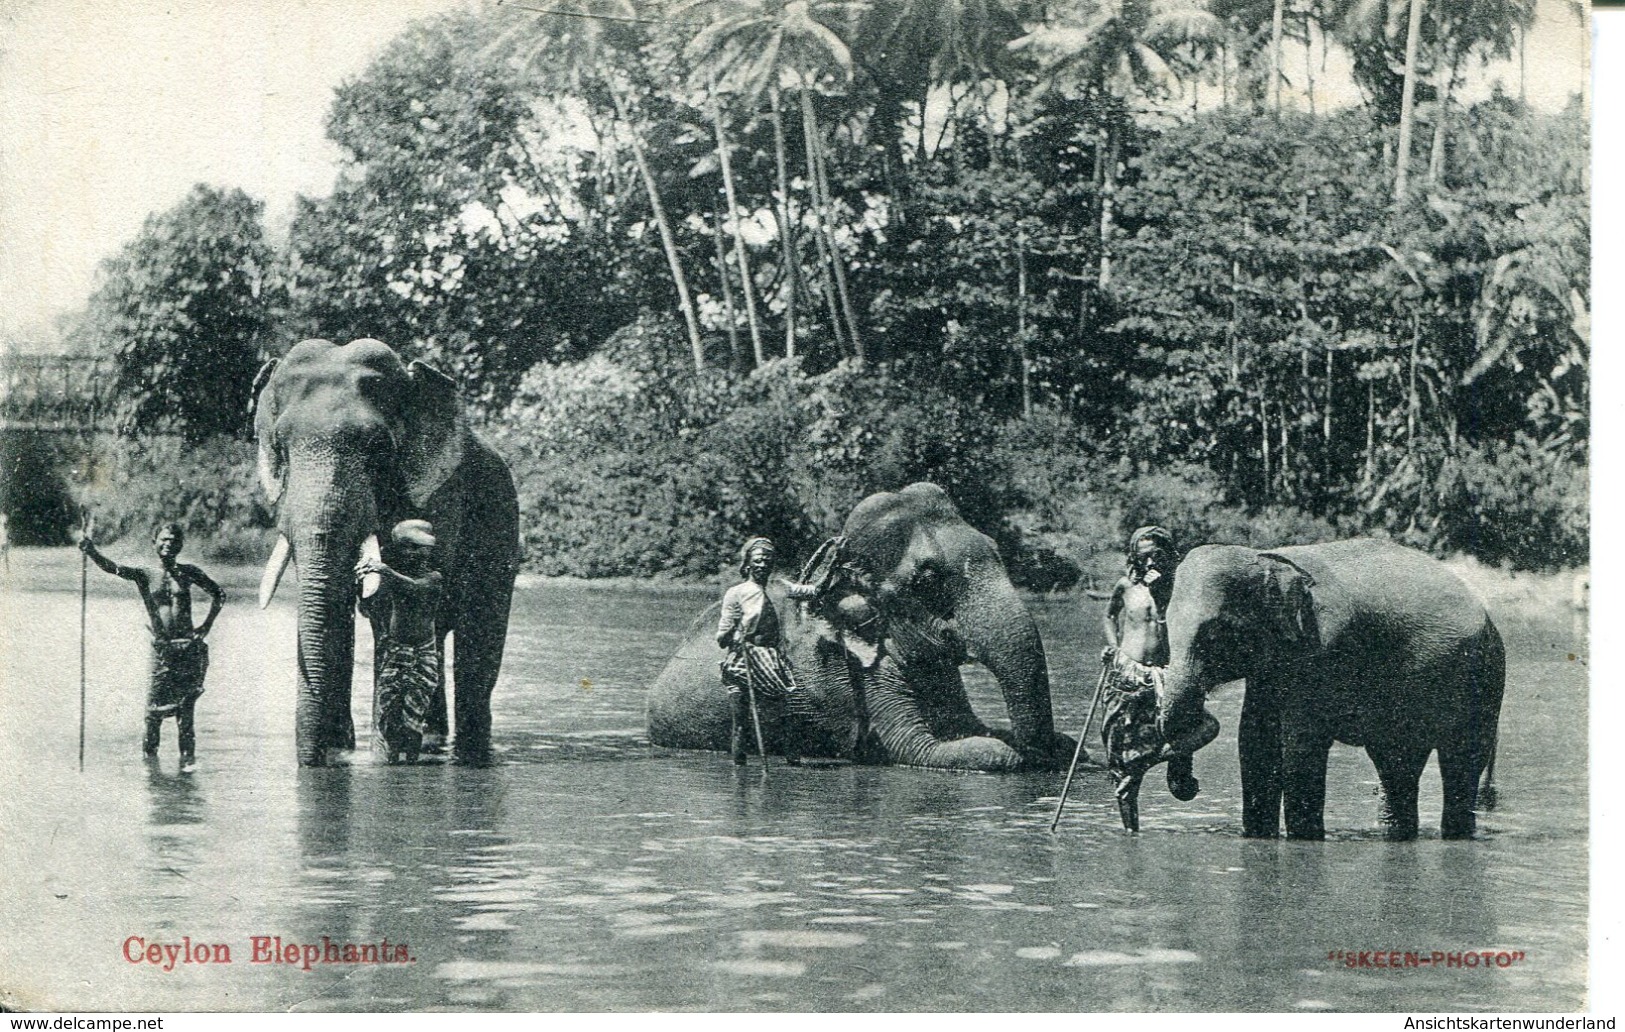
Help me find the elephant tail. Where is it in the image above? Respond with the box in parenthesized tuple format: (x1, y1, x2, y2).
(1474, 618, 1506, 812)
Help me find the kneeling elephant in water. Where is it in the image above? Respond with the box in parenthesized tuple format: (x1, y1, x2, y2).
(646, 483, 1077, 771)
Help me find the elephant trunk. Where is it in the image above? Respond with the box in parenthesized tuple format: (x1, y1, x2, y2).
(285, 452, 380, 766)
(1159, 622, 1217, 748)
(954, 572, 1058, 762)
(294, 534, 357, 765)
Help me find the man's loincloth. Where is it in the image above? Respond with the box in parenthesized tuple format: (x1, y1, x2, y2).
(721, 644, 811, 715)
(1099, 651, 1168, 777)
(149, 637, 208, 717)
(377, 635, 439, 745)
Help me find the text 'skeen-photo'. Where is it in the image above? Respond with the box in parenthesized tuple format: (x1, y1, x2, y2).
(0, 0, 1595, 1015)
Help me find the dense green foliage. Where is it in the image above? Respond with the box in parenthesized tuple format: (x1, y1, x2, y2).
(76, 436, 276, 565)
(79, 186, 283, 442)
(57, 1, 1587, 576)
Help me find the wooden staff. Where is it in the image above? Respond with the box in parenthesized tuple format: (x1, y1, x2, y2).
(1050, 658, 1110, 832)
(79, 510, 91, 772)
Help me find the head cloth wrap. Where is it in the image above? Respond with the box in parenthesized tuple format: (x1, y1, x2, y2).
(1127, 525, 1175, 555)
(739, 536, 776, 577)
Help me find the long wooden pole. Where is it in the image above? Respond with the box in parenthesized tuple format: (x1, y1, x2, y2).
(1050, 661, 1110, 831)
(79, 517, 88, 772)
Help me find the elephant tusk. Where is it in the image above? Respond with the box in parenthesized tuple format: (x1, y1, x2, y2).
(359, 534, 383, 599)
(259, 534, 292, 609)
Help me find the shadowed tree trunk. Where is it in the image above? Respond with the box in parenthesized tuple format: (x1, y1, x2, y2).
(1394, 0, 1425, 202)
(710, 85, 764, 366)
(712, 201, 743, 368)
(801, 90, 864, 360)
(769, 83, 799, 359)
(609, 84, 705, 370)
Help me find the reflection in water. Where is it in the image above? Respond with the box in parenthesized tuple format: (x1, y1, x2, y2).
(0, 574, 1591, 1011)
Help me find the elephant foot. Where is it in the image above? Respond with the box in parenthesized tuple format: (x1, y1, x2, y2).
(1382, 824, 1420, 842)
(452, 741, 496, 767)
(1285, 828, 1327, 842)
(420, 734, 447, 756)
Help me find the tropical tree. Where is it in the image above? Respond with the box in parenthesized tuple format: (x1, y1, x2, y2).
(495, 0, 709, 370)
(1009, 0, 1220, 286)
(287, 10, 636, 404)
(86, 185, 281, 441)
(681, 0, 866, 359)
(848, 0, 1032, 170)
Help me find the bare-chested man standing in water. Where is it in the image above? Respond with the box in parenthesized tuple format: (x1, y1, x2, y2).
(80, 522, 224, 769)
(1102, 525, 1200, 801)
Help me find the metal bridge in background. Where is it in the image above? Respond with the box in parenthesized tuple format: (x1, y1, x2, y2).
(0, 353, 114, 433)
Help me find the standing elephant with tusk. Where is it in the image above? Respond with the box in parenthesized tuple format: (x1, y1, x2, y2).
(647, 483, 1078, 771)
(1149, 539, 1504, 840)
(252, 338, 520, 767)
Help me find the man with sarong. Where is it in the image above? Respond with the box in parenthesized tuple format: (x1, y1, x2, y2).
(356, 520, 443, 765)
(1099, 525, 1221, 829)
(717, 537, 815, 766)
(80, 522, 224, 769)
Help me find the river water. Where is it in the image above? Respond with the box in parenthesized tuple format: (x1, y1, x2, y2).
(0, 552, 1588, 1011)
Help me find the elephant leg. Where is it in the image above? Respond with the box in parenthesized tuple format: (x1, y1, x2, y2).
(1239, 690, 1284, 838)
(1281, 724, 1333, 841)
(1437, 742, 1484, 840)
(1368, 742, 1430, 841)
(450, 607, 509, 766)
(867, 665, 1026, 771)
(422, 631, 449, 751)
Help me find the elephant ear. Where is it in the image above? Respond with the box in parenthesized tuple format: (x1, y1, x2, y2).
(400, 359, 465, 509)
(251, 358, 283, 505)
(1258, 553, 1318, 654)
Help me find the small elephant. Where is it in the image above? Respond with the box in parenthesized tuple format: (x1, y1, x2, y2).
(1151, 539, 1504, 840)
(646, 483, 1077, 770)
(252, 339, 520, 766)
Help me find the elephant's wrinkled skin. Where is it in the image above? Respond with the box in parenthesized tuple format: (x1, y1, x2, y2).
(646, 483, 1076, 770)
(252, 339, 520, 766)
(1155, 540, 1504, 840)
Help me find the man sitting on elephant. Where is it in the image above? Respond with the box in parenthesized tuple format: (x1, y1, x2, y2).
(717, 537, 817, 766)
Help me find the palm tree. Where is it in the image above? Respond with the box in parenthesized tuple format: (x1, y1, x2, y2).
(702, 76, 766, 364)
(681, 0, 866, 359)
(848, 0, 1032, 173)
(495, 0, 708, 370)
(1010, 0, 1220, 286)
(1336, 0, 1423, 200)
(1338, 0, 1532, 199)
(1425, 0, 1534, 185)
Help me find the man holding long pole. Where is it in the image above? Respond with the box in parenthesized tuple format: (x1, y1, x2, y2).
(78, 521, 224, 771)
(717, 537, 813, 768)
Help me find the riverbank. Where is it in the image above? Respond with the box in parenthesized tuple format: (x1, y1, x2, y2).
(2, 545, 1590, 616)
